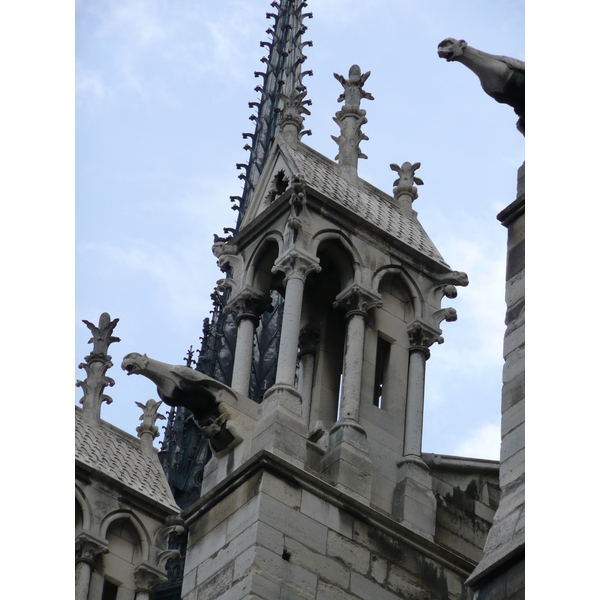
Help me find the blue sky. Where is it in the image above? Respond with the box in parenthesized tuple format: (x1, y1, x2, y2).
(75, 0, 525, 459)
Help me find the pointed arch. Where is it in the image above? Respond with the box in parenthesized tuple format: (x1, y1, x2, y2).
(75, 484, 91, 534)
(245, 232, 285, 294)
(372, 264, 424, 318)
(310, 229, 363, 287)
(100, 510, 150, 561)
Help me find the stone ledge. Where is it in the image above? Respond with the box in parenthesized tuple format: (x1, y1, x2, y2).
(181, 449, 478, 578)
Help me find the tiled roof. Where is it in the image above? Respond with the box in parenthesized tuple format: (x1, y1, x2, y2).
(282, 141, 450, 269)
(75, 407, 180, 513)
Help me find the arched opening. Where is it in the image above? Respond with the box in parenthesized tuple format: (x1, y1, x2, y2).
(367, 271, 413, 418)
(249, 238, 285, 402)
(100, 518, 143, 595)
(304, 239, 355, 429)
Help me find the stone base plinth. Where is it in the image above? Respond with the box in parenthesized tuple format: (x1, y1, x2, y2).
(320, 420, 372, 504)
(392, 457, 437, 539)
(251, 385, 307, 468)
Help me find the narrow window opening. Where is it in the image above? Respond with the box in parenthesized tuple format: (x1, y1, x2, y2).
(101, 580, 119, 600)
(373, 337, 391, 408)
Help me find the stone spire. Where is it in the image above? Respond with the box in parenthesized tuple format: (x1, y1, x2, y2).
(76, 312, 120, 427)
(234, 0, 313, 226)
(331, 64, 374, 184)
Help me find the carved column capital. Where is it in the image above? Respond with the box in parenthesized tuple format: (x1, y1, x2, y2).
(224, 286, 273, 325)
(272, 250, 321, 285)
(407, 321, 444, 358)
(298, 326, 320, 358)
(75, 532, 109, 566)
(133, 562, 168, 595)
(334, 284, 382, 321)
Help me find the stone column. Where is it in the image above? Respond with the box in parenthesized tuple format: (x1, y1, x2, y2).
(75, 533, 108, 600)
(231, 313, 259, 396)
(298, 326, 319, 426)
(227, 289, 272, 397)
(403, 345, 429, 458)
(393, 321, 440, 539)
(252, 251, 320, 467)
(338, 309, 368, 423)
(321, 286, 381, 504)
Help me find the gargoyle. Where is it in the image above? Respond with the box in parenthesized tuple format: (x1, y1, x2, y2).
(437, 38, 525, 134)
(122, 353, 238, 454)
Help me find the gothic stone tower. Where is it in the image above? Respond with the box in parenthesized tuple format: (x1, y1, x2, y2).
(123, 26, 501, 597)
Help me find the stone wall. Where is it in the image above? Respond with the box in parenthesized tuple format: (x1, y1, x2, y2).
(182, 452, 479, 600)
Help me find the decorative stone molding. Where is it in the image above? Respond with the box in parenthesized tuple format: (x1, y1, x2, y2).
(211, 240, 240, 273)
(271, 249, 321, 284)
(76, 313, 120, 427)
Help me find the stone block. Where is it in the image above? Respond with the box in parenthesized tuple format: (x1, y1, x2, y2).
(502, 345, 524, 384)
(190, 472, 261, 545)
(260, 492, 328, 554)
(248, 573, 282, 600)
(185, 519, 227, 573)
(326, 530, 370, 575)
(501, 371, 524, 413)
(260, 470, 301, 509)
(252, 404, 308, 467)
(505, 270, 524, 307)
(253, 546, 318, 599)
(316, 580, 359, 600)
(435, 524, 483, 563)
(499, 447, 525, 488)
(503, 322, 524, 358)
(474, 500, 496, 523)
(196, 521, 259, 586)
(300, 489, 353, 538)
(218, 573, 253, 600)
(392, 462, 437, 538)
(505, 240, 524, 281)
(234, 545, 256, 582)
(500, 422, 525, 463)
(225, 493, 261, 543)
(197, 563, 234, 600)
(181, 568, 197, 599)
(284, 537, 350, 589)
(501, 398, 524, 438)
(370, 554, 388, 584)
(387, 565, 428, 599)
(350, 572, 399, 600)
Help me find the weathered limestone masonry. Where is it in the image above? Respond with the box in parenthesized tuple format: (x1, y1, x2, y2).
(116, 63, 505, 600)
(465, 164, 525, 600)
(180, 452, 489, 600)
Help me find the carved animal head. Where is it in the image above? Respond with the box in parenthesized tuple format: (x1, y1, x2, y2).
(437, 38, 468, 61)
(122, 352, 149, 375)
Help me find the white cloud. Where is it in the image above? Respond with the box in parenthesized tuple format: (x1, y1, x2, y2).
(453, 422, 500, 460)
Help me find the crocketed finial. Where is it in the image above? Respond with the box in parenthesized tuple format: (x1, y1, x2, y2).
(331, 65, 374, 183)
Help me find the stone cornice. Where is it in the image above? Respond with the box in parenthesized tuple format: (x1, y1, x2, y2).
(182, 449, 477, 578)
(497, 196, 525, 228)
